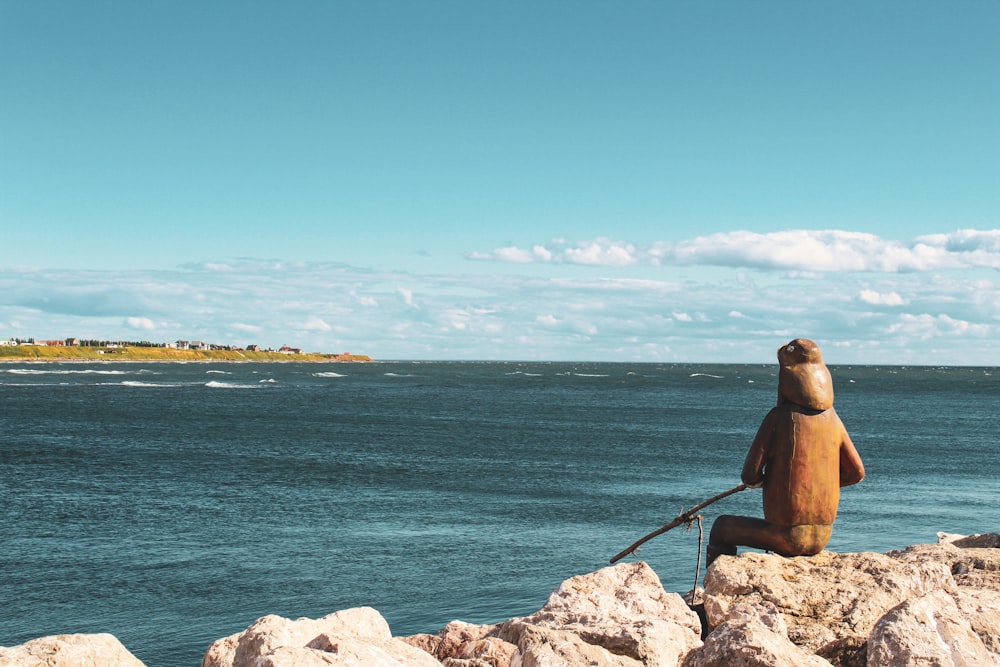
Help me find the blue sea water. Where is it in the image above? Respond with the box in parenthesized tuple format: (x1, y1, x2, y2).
(1, 361, 997, 667)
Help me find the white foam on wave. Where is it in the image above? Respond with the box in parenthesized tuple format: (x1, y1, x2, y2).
(384, 372, 416, 378)
(121, 381, 183, 388)
(573, 373, 609, 378)
(689, 373, 724, 379)
(206, 370, 231, 375)
(506, 371, 543, 377)
(205, 381, 264, 389)
(313, 372, 346, 378)
(258, 378, 277, 384)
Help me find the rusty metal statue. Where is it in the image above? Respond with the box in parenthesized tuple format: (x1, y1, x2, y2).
(706, 338, 865, 566)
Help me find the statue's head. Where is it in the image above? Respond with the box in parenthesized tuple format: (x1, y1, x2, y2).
(777, 338, 833, 410)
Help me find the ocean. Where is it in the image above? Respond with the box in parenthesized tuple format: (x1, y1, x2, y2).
(1, 361, 997, 666)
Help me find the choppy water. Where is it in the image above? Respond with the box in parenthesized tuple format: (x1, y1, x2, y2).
(1, 361, 997, 666)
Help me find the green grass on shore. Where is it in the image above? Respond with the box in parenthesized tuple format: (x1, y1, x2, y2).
(0, 346, 371, 363)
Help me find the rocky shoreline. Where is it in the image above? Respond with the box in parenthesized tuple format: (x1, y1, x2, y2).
(3, 533, 998, 667)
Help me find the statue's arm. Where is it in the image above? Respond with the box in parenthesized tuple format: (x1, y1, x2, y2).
(839, 426, 865, 487)
(741, 408, 777, 486)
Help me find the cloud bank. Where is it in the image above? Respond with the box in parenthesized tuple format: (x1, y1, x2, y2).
(470, 229, 1000, 272)
(1, 229, 997, 365)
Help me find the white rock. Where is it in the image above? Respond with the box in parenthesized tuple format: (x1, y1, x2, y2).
(703, 550, 954, 651)
(867, 589, 996, 667)
(501, 561, 703, 667)
(505, 622, 641, 667)
(201, 606, 441, 667)
(681, 601, 832, 667)
(0, 633, 146, 667)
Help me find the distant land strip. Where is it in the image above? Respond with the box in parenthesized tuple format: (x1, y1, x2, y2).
(0, 345, 371, 363)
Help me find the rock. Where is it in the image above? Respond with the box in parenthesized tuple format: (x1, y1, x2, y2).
(867, 589, 995, 666)
(497, 561, 703, 667)
(814, 636, 867, 667)
(938, 532, 1000, 549)
(703, 550, 953, 651)
(503, 622, 643, 666)
(953, 588, 1000, 655)
(888, 542, 1000, 592)
(399, 620, 516, 666)
(0, 633, 146, 667)
(680, 601, 833, 667)
(200, 606, 441, 667)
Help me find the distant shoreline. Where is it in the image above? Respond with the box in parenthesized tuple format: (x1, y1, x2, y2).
(0, 346, 371, 363)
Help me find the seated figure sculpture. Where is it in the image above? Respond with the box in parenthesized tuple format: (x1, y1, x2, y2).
(706, 338, 865, 565)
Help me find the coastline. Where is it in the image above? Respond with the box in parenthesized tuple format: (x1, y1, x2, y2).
(0, 345, 371, 363)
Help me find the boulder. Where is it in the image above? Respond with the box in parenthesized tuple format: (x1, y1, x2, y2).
(703, 550, 953, 652)
(867, 589, 995, 666)
(0, 633, 145, 667)
(938, 532, 1000, 549)
(889, 542, 1000, 592)
(502, 622, 643, 666)
(953, 589, 1000, 655)
(200, 606, 441, 667)
(399, 620, 516, 666)
(497, 561, 703, 667)
(680, 601, 833, 667)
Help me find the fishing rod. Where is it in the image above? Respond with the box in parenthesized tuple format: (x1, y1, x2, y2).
(610, 483, 748, 564)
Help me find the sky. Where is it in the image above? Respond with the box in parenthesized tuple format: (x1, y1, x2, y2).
(1, 1, 998, 364)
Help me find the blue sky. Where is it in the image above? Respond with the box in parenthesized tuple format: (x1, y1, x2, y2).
(1, 1, 997, 364)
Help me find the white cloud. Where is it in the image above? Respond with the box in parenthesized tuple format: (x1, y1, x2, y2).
(469, 238, 639, 267)
(125, 317, 155, 331)
(398, 287, 415, 306)
(532, 244, 553, 262)
(535, 314, 559, 326)
(472, 228, 1000, 273)
(302, 316, 332, 332)
(563, 239, 638, 266)
(859, 289, 905, 306)
(468, 246, 537, 263)
(661, 229, 961, 272)
(200, 262, 234, 272)
(887, 313, 990, 339)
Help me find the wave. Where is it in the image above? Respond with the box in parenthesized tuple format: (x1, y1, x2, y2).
(120, 381, 184, 388)
(689, 373, 724, 379)
(313, 372, 346, 378)
(384, 373, 416, 378)
(572, 373, 609, 378)
(204, 381, 265, 389)
(206, 370, 231, 375)
(506, 371, 543, 377)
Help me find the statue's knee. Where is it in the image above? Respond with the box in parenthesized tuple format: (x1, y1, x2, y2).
(709, 514, 740, 541)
